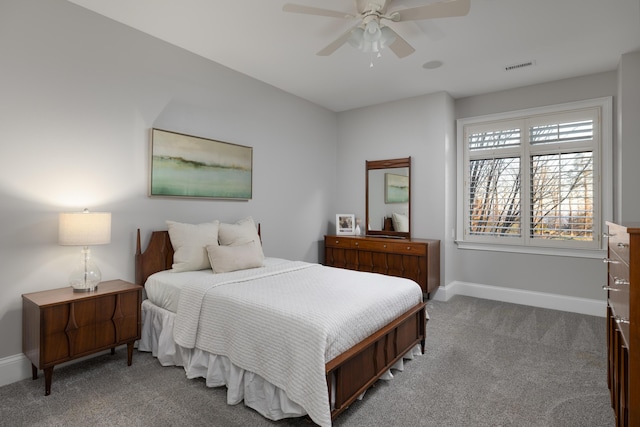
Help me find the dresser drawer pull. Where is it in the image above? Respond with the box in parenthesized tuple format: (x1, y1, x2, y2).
(383, 244, 387, 248)
(603, 232, 615, 238)
(603, 285, 622, 292)
(407, 246, 411, 250)
(614, 278, 630, 286)
(614, 316, 630, 325)
(603, 258, 619, 264)
(617, 242, 629, 249)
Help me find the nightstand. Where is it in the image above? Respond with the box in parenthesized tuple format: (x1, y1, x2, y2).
(22, 279, 142, 395)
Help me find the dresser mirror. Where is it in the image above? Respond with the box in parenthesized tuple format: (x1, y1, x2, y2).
(366, 157, 411, 239)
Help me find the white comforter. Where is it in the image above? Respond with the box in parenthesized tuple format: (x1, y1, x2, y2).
(171, 261, 424, 427)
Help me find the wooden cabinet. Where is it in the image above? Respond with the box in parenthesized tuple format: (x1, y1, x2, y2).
(324, 235, 440, 296)
(22, 279, 142, 395)
(605, 222, 639, 426)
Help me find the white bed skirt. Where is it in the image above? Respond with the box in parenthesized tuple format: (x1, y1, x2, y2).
(138, 299, 421, 422)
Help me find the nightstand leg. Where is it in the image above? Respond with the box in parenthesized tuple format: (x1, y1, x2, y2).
(126, 342, 134, 366)
(44, 367, 53, 396)
(31, 364, 38, 380)
(110, 347, 115, 355)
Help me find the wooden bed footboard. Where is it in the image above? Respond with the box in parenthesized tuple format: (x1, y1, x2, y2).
(135, 228, 427, 422)
(327, 301, 427, 419)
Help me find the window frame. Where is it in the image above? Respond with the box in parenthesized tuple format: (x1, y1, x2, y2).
(456, 97, 612, 258)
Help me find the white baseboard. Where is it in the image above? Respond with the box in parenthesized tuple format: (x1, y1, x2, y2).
(430, 280, 606, 318)
(0, 347, 126, 388)
(0, 353, 31, 388)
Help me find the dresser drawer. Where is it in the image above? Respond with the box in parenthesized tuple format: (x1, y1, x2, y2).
(354, 239, 426, 256)
(608, 251, 630, 284)
(608, 223, 630, 265)
(606, 242, 630, 330)
(608, 272, 630, 320)
(324, 236, 356, 249)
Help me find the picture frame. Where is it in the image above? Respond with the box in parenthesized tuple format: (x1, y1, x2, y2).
(384, 173, 409, 204)
(336, 214, 355, 235)
(150, 128, 252, 200)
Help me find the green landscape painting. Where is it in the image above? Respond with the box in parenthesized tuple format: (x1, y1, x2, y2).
(150, 129, 252, 199)
(385, 173, 409, 204)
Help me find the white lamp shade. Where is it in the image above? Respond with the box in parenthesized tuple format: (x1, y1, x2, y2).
(59, 211, 111, 246)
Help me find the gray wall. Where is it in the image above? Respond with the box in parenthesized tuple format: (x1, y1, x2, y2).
(335, 92, 454, 284)
(335, 92, 453, 242)
(618, 51, 640, 222)
(0, 0, 338, 359)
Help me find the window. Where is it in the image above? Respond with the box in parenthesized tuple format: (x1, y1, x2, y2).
(457, 98, 612, 257)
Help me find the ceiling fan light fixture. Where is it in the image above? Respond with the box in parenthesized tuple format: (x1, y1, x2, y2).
(365, 19, 379, 35)
(348, 22, 395, 54)
(348, 27, 365, 49)
(380, 26, 396, 47)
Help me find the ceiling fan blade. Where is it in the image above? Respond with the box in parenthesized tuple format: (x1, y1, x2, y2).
(282, 3, 354, 19)
(385, 27, 415, 58)
(392, 0, 470, 22)
(316, 24, 361, 56)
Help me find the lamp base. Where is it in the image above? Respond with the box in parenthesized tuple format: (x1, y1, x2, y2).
(68, 247, 102, 292)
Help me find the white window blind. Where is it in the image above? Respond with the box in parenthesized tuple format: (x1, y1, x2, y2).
(457, 98, 612, 255)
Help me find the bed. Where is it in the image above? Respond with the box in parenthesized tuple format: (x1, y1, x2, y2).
(135, 219, 427, 426)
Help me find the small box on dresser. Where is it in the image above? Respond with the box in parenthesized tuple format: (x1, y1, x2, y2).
(22, 279, 142, 396)
(605, 222, 639, 426)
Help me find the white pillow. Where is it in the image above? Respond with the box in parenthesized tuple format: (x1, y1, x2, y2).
(167, 220, 220, 272)
(218, 216, 264, 259)
(207, 241, 264, 273)
(392, 212, 409, 232)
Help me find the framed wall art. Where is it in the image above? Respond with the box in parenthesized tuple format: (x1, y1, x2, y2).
(336, 214, 355, 235)
(150, 128, 252, 200)
(384, 173, 409, 204)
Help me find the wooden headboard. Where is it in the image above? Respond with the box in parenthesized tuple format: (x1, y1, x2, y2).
(134, 224, 262, 286)
(135, 230, 174, 286)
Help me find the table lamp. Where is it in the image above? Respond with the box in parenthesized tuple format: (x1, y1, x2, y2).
(59, 209, 111, 292)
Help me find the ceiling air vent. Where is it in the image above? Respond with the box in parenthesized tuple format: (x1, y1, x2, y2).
(504, 60, 535, 72)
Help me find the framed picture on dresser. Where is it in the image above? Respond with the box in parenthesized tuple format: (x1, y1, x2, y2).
(336, 214, 355, 235)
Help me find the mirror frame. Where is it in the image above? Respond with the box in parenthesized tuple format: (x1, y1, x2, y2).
(366, 157, 411, 239)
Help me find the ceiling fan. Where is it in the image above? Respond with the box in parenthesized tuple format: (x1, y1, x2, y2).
(282, 0, 470, 58)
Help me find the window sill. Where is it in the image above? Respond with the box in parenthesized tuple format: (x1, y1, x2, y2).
(455, 240, 606, 259)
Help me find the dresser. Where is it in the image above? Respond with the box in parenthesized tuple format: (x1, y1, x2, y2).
(324, 235, 440, 296)
(604, 222, 639, 426)
(22, 279, 142, 395)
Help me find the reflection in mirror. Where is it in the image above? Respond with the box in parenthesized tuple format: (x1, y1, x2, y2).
(366, 157, 411, 239)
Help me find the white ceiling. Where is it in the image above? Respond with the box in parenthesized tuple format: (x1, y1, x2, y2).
(67, 0, 640, 112)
